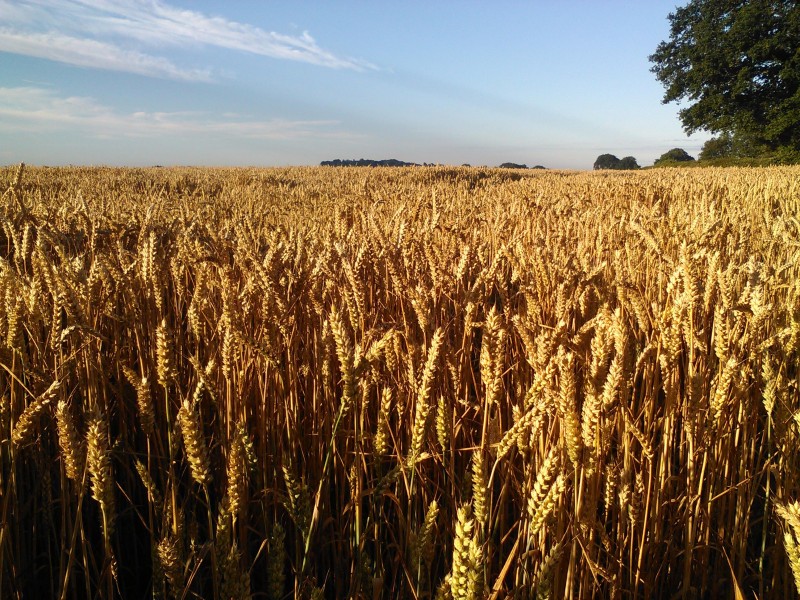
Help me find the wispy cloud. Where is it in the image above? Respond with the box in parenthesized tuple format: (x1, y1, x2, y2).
(0, 0, 374, 80)
(0, 86, 355, 140)
(0, 28, 212, 81)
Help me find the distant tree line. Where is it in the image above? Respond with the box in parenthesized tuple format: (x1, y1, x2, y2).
(322, 159, 547, 169)
(594, 149, 703, 169)
(321, 159, 420, 167)
(497, 163, 547, 169)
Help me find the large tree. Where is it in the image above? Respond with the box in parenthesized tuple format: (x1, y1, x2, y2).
(649, 0, 800, 152)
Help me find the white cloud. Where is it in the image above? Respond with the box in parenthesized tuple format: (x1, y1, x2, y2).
(0, 0, 374, 80)
(0, 28, 212, 81)
(0, 86, 356, 141)
(80, 0, 374, 69)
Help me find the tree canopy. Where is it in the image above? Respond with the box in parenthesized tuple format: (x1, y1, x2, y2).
(593, 154, 640, 170)
(654, 148, 696, 164)
(649, 0, 800, 155)
(594, 154, 621, 170)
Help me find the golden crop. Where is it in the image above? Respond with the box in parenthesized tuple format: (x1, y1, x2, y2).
(0, 164, 798, 599)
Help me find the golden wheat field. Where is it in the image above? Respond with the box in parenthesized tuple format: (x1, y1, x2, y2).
(0, 164, 799, 599)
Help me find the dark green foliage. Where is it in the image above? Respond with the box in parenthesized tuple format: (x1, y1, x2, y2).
(698, 131, 772, 160)
(321, 158, 419, 167)
(619, 156, 641, 169)
(699, 134, 736, 160)
(655, 148, 696, 164)
(650, 0, 800, 156)
(594, 154, 639, 170)
(593, 154, 621, 170)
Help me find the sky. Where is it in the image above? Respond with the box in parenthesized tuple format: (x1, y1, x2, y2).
(0, 0, 711, 170)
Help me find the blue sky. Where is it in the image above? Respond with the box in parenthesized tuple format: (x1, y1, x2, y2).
(0, 1, 709, 169)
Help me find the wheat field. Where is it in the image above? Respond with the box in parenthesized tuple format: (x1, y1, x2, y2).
(0, 164, 799, 599)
